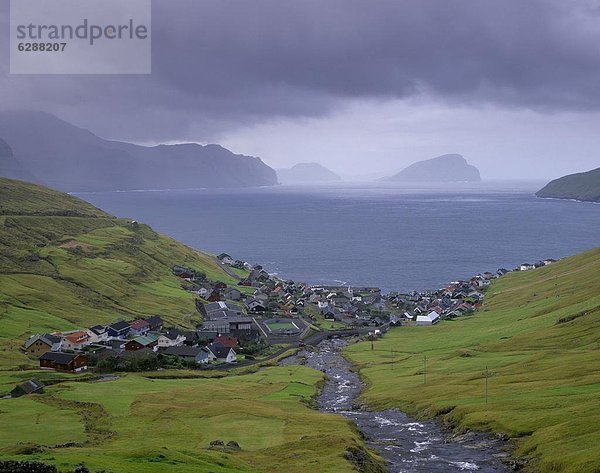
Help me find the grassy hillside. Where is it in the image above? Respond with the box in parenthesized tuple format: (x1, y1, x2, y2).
(536, 167, 600, 202)
(346, 248, 600, 472)
(0, 366, 376, 473)
(0, 178, 382, 472)
(0, 177, 238, 369)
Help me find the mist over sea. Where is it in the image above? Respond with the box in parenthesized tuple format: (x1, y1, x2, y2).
(77, 181, 600, 293)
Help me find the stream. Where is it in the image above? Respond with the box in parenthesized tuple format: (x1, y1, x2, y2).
(282, 339, 509, 472)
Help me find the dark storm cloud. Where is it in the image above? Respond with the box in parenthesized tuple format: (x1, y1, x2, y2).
(1, 0, 600, 140)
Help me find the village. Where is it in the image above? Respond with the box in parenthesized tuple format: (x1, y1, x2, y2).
(20, 252, 558, 374)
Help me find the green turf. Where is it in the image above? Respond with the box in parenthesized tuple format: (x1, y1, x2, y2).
(0, 177, 239, 370)
(265, 321, 298, 331)
(345, 247, 600, 473)
(0, 367, 374, 472)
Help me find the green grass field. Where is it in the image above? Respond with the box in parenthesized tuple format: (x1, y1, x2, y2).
(0, 178, 239, 370)
(345, 247, 600, 473)
(265, 321, 298, 332)
(0, 367, 376, 472)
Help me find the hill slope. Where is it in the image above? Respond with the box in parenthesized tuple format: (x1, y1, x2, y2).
(277, 163, 341, 183)
(536, 167, 600, 203)
(0, 111, 278, 191)
(0, 177, 238, 368)
(346, 248, 600, 472)
(386, 154, 481, 182)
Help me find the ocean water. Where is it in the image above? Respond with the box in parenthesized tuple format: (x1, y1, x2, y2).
(76, 182, 600, 293)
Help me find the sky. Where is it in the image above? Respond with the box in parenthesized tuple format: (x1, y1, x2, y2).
(1, 0, 600, 180)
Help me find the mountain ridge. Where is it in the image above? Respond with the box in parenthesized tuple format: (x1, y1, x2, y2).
(0, 110, 278, 192)
(536, 167, 600, 203)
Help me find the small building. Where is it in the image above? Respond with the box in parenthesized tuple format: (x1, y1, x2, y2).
(217, 253, 235, 265)
(161, 346, 215, 364)
(62, 331, 91, 350)
(416, 311, 440, 326)
(223, 288, 242, 301)
(156, 331, 186, 348)
(125, 335, 158, 352)
(87, 325, 108, 343)
(214, 336, 238, 348)
(23, 334, 62, 357)
(207, 343, 237, 363)
(11, 379, 44, 398)
(39, 352, 88, 372)
(129, 319, 150, 336)
(146, 316, 164, 331)
(107, 321, 131, 339)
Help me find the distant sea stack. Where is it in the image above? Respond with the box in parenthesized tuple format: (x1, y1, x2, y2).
(386, 154, 481, 183)
(0, 110, 278, 192)
(536, 167, 600, 203)
(277, 162, 341, 183)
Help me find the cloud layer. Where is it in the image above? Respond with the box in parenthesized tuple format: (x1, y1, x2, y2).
(1, 0, 599, 176)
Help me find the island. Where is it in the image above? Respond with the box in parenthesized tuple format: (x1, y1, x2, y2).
(277, 162, 341, 183)
(536, 167, 600, 203)
(385, 153, 481, 183)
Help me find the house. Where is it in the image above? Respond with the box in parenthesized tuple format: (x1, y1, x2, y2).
(61, 331, 91, 350)
(107, 321, 131, 338)
(157, 331, 186, 348)
(172, 265, 196, 279)
(87, 325, 108, 343)
(161, 346, 216, 364)
(416, 311, 440, 326)
(207, 343, 237, 363)
(23, 333, 62, 357)
(223, 288, 242, 301)
(214, 336, 238, 348)
(145, 316, 164, 331)
(202, 301, 246, 319)
(125, 335, 158, 352)
(39, 352, 88, 372)
(11, 379, 44, 398)
(207, 290, 222, 302)
(217, 253, 235, 265)
(247, 299, 266, 312)
(519, 263, 535, 271)
(129, 319, 150, 336)
(543, 258, 557, 266)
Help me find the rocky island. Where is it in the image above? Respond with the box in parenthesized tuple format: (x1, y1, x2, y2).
(386, 153, 481, 183)
(277, 162, 341, 183)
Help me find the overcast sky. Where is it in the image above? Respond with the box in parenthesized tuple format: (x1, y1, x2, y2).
(1, 0, 600, 179)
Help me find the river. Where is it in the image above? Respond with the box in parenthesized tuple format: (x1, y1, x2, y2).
(282, 339, 509, 472)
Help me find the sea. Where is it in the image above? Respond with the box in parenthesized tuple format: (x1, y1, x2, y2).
(75, 181, 600, 293)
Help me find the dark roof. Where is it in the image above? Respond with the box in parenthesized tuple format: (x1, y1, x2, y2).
(109, 321, 130, 331)
(208, 343, 234, 359)
(146, 316, 163, 326)
(39, 352, 83, 364)
(162, 330, 184, 340)
(89, 325, 106, 335)
(15, 378, 44, 394)
(162, 346, 203, 358)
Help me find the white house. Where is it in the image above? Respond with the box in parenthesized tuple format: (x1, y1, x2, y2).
(416, 311, 440, 326)
(157, 332, 186, 348)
